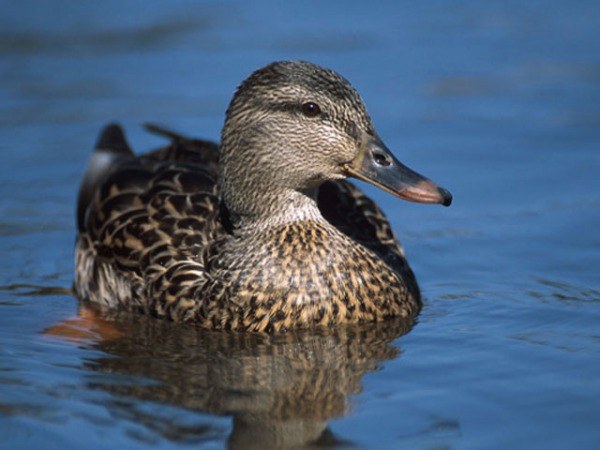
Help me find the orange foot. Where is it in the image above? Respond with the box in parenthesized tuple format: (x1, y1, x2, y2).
(44, 306, 124, 343)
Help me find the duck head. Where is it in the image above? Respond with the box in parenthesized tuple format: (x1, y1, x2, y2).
(220, 61, 451, 222)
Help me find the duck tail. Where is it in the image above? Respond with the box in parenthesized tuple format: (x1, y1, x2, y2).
(94, 123, 133, 154)
(77, 123, 134, 231)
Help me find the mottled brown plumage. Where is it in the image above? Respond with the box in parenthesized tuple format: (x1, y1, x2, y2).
(75, 61, 451, 332)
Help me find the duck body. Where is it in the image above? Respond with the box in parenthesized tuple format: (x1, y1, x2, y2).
(75, 61, 451, 332)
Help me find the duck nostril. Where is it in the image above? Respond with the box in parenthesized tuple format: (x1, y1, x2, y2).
(373, 152, 391, 167)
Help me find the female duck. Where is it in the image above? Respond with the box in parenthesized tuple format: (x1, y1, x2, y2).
(75, 61, 451, 332)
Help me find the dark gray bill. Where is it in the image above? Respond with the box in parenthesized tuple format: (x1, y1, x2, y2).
(342, 135, 452, 206)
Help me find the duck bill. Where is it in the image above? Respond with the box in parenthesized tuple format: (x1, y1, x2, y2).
(342, 136, 452, 206)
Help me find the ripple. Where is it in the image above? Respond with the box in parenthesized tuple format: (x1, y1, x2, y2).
(528, 278, 600, 304)
(0, 283, 72, 297)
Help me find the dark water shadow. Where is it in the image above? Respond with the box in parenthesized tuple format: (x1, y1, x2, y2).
(0, 283, 72, 297)
(49, 306, 414, 449)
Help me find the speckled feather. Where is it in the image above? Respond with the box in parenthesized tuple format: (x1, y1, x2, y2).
(75, 61, 423, 332)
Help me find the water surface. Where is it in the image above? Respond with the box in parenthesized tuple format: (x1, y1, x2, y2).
(1, 1, 599, 449)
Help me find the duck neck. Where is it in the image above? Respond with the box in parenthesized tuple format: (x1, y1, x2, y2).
(222, 185, 325, 232)
(219, 125, 328, 231)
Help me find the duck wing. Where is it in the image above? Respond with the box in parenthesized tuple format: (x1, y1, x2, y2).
(76, 124, 223, 312)
(142, 123, 220, 169)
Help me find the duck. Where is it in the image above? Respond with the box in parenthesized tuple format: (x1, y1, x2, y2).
(75, 61, 452, 333)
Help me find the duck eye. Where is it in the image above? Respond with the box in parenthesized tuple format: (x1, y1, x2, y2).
(301, 102, 321, 117)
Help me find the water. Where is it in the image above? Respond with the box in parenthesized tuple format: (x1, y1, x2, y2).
(1, 1, 599, 448)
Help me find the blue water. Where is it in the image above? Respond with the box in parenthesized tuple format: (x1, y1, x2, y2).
(1, 1, 599, 449)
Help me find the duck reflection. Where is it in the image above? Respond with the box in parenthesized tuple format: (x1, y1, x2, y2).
(48, 306, 413, 449)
